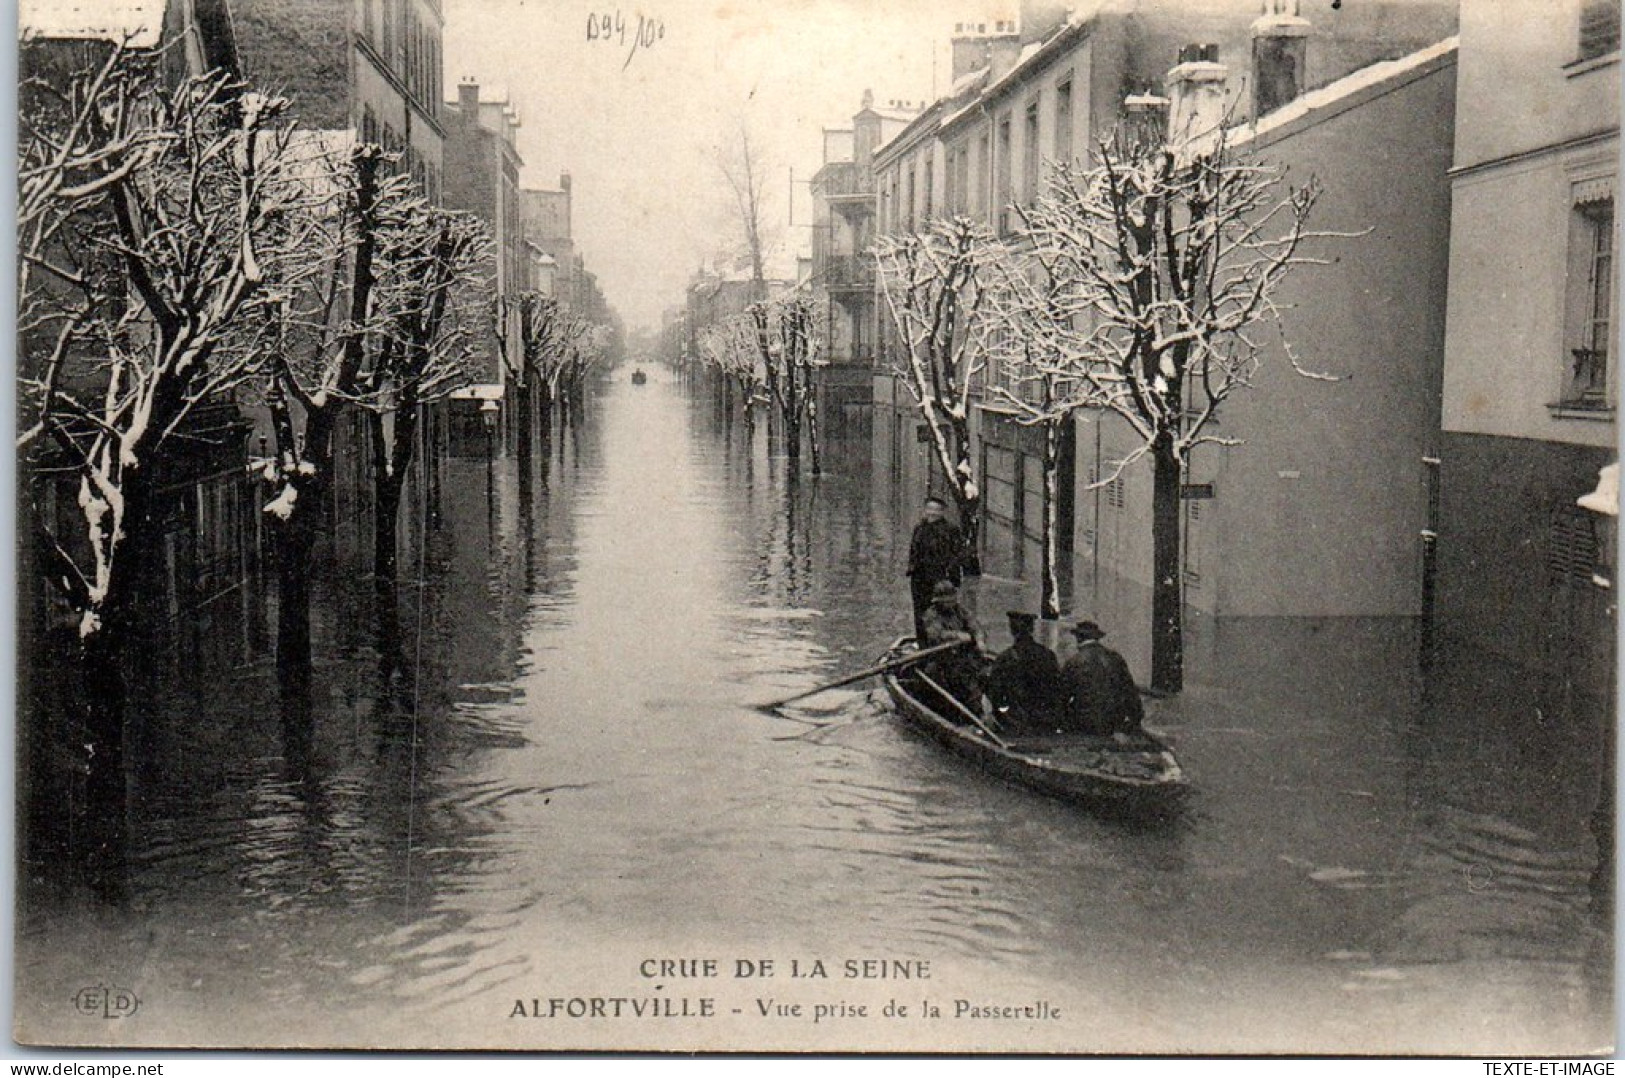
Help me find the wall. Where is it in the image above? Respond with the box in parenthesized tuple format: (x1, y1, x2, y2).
(1441, 140, 1617, 446)
(1452, 0, 1619, 172)
(1436, 432, 1614, 696)
(1078, 48, 1458, 619)
(230, 0, 351, 128)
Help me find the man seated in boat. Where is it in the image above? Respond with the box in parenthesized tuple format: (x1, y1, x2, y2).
(1057, 620, 1145, 740)
(985, 611, 1061, 737)
(917, 580, 985, 714)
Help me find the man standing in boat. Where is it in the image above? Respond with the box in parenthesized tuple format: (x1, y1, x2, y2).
(919, 581, 984, 712)
(1057, 620, 1145, 739)
(985, 611, 1061, 736)
(906, 496, 963, 645)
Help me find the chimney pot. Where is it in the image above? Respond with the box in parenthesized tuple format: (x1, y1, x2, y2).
(1164, 46, 1228, 148)
(1251, 6, 1310, 118)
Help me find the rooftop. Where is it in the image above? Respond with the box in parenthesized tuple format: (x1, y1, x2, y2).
(19, 0, 165, 46)
(1228, 35, 1459, 148)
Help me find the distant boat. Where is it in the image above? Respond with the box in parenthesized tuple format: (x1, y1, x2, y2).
(631, 368, 647, 385)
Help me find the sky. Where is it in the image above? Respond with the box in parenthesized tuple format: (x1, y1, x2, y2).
(442, 0, 972, 333)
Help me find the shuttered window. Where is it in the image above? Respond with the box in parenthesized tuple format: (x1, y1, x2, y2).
(1549, 505, 1602, 586)
(1580, 0, 1620, 61)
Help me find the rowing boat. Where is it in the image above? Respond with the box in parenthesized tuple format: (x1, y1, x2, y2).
(879, 637, 1188, 815)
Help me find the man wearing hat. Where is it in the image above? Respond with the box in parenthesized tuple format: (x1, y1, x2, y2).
(985, 612, 1061, 736)
(1058, 620, 1145, 738)
(918, 580, 984, 712)
(906, 496, 964, 645)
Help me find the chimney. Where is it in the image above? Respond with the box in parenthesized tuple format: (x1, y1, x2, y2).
(950, 17, 1021, 83)
(987, 35, 1023, 80)
(1164, 44, 1227, 148)
(457, 78, 480, 125)
(1252, 0, 1310, 119)
(1122, 90, 1170, 149)
(1019, 0, 1071, 43)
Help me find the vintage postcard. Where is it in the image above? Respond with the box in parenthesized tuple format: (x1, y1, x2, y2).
(11, 0, 1617, 1056)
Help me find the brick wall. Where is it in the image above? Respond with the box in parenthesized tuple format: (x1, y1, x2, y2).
(230, 0, 351, 129)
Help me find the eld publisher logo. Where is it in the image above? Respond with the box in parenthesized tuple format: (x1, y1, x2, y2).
(73, 985, 140, 1019)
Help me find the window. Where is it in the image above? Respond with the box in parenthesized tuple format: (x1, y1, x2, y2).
(1564, 184, 1615, 408)
(1054, 78, 1074, 164)
(1549, 504, 1605, 587)
(1579, 0, 1620, 61)
(382, 0, 397, 65)
(905, 163, 916, 231)
(1087, 465, 1126, 512)
(1022, 100, 1041, 208)
(995, 114, 1012, 234)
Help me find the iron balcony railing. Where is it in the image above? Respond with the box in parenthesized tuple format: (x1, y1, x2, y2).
(825, 254, 875, 290)
(817, 162, 875, 200)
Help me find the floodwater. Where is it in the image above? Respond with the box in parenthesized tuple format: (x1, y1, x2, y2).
(14, 372, 1613, 1053)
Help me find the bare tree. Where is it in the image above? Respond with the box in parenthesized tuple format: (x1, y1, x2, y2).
(18, 50, 306, 890)
(875, 216, 999, 573)
(699, 315, 762, 427)
(1012, 129, 1335, 692)
(260, 142, 396, 713)
(984, 261, 1075, 620)
(717, 122, 777, 301)
(751, 294, 826, 476)
(358, 205, 491, 592)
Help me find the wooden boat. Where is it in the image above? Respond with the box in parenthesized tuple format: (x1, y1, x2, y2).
(631, 368, 648, 385)
(880, 637, 1188, 815)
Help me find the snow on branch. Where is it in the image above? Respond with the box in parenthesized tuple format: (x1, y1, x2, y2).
(1009, 126, 1338, 463)
(19, 47, 315, 634)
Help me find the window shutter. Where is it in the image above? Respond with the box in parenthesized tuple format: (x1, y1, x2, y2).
(1548, 506, 1601, 585)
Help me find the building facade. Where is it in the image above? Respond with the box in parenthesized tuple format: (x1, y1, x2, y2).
(868, 0, 1460, 641)
(1086, 36, 1460, 629)
(1435, 0, 1618, 715)
(810, 92, 919, 438)
(230, 0, 445, 199)
(521, 177, 587, 311)
(443, 79, 525, 391)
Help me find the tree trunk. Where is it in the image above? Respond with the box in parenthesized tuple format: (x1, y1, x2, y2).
(951, 423, 982, 577)
(1150, 437, 1183, 693)
(806, 393, 823, 478)
(514, 376, 534, 496)
(70, 470, 159, 904)
(76, 623, 129, 904)
(1040, 419, 1061, 620)
(370, 402, 418, 597)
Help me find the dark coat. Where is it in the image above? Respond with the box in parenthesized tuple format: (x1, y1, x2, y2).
(986, 636, 1061, 733)
(907, 518, 963, 585)
(918, 601, 985, 710)
(920, 602, 979, 650)
(1058, 643, 1144, 737)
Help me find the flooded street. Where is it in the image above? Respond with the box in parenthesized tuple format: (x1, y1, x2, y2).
(16, 373, 1612, 1054)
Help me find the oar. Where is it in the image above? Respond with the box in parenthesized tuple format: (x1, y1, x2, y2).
(914, 670, 1010, 749)
(754, 639, 968, 712)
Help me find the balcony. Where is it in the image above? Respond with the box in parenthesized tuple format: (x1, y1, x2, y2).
(824, 254, 875, 292)
(816, 161, 875, 204)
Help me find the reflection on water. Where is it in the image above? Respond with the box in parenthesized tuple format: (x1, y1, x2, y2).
(15, 372, 1612, 1053)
